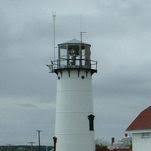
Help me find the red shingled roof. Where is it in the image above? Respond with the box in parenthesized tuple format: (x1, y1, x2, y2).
(127, 106, 151, 131)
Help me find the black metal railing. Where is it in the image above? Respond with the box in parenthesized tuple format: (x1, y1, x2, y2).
(47, 58, 97, 73)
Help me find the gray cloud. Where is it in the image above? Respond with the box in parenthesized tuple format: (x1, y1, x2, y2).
(0, 0, 151, 145)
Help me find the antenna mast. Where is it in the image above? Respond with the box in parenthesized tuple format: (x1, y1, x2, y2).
(79, 15, 86, 43)
(80, 31, 86, 43)
(52, 12, 56, 60)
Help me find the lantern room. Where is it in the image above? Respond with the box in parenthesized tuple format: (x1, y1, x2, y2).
(49, 39, 97, 74)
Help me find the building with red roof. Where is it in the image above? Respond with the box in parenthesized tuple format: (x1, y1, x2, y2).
(126, 106, 151, 151)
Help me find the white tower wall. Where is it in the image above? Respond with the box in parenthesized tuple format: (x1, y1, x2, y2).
(55, 70, 95, 151)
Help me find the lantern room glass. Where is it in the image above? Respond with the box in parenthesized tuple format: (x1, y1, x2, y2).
(58, 43, 91, 69)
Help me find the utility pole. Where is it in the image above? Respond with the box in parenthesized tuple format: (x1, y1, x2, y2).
(53, 136, 57, 151)
(36, 130, 42, 151)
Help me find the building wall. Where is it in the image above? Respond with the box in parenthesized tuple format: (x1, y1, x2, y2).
(132, 132, 151, 151)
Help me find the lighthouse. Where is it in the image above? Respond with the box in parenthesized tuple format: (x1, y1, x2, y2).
(48, 39, 97, 151)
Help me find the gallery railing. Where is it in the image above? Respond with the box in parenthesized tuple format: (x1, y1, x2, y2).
(47, 58, 97, 73)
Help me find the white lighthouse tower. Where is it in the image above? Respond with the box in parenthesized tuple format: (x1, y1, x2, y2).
(48, 39, 97, 151)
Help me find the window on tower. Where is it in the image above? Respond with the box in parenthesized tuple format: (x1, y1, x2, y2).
(88, 114, 95, 131)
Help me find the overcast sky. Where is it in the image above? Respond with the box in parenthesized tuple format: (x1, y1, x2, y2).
(0, 0, 151, 145)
